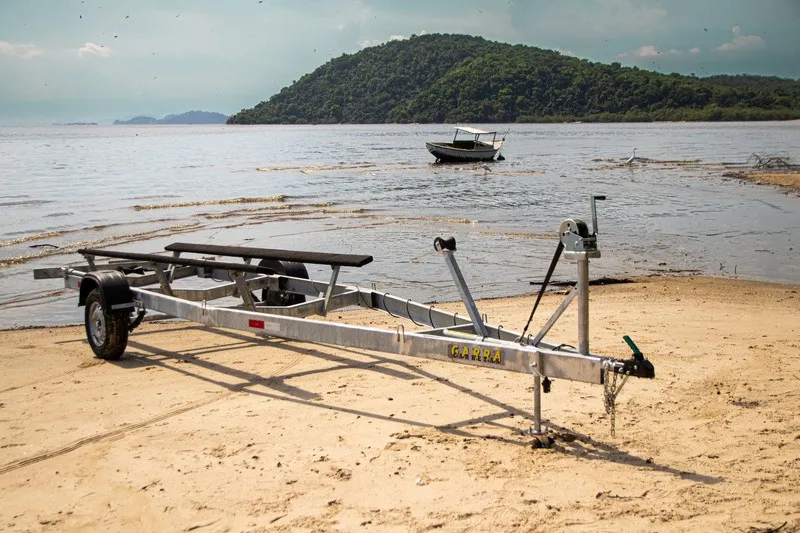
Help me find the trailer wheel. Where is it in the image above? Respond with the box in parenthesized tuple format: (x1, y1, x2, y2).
(84, 288, 129, 360)
(259, 259, 309, 306)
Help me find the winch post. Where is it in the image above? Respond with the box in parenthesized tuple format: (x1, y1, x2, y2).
(559, 194, 606, 356)
(577, 256, 590, 355)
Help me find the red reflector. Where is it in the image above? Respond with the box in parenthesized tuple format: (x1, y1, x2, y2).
(248, 319, 265, 329)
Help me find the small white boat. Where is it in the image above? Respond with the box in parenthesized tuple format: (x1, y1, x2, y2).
(426, 126, 504, 163)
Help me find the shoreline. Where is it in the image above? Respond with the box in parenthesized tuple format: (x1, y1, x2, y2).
(2, 273, 795, 333)
(1, 275, 799, 531)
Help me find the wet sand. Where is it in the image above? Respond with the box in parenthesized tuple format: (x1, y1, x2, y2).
(722, 169, 800, 193)
(1, 275, 799, 532)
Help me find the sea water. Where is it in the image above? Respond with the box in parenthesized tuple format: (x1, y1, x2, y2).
(1, 122, 798, 328)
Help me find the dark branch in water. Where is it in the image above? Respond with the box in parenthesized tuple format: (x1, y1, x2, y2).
(747, 152, 795, 170)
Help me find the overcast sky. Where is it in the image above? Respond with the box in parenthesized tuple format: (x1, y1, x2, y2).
(1, 0, 798, 124)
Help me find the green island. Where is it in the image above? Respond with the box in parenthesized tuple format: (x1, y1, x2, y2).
(114, 110, 229, 125)
(228, 33, 800, 125)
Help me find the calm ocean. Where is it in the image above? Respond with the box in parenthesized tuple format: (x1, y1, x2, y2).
(1, 122, 798, 328)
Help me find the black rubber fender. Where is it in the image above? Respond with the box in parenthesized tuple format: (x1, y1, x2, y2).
(78, 270, 134, 311)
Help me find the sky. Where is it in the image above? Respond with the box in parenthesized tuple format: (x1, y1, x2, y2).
(1, 0, 798, 125)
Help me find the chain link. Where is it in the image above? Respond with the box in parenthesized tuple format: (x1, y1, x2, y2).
(603, 367, 618, 437)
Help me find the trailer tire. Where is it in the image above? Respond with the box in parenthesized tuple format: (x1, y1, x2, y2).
(259, 259, 308, 306)
(84, 288, 129, 360)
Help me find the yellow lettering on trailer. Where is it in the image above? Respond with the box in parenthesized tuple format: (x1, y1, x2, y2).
(448, 345, 503, 365)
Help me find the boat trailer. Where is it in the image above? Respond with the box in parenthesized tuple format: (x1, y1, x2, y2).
(33, 196, 654, 445)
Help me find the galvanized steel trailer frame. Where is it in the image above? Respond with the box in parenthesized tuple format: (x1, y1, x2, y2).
(33, 198, 654, 443)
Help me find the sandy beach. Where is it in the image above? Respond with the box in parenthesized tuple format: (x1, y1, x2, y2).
(1, 275, 799, 532)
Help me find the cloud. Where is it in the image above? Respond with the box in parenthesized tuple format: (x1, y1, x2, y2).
(617, 44, 698, 59)
(715, 25, 765, 52)
(555, 47, 578, 57)
(617, 44, 661, 59)
(0, 41, 44, 59)
(636, 45, 661, 57)
(617, 45, 661, 58)
(358, 39, 383, 48)
(78, 42, 112, 58)
(359, 32, 420, 49)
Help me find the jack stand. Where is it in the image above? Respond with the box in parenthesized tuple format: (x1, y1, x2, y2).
(528, 356, 553, 448)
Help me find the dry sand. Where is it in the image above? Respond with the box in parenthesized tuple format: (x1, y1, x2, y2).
(1, 276, 799, 532)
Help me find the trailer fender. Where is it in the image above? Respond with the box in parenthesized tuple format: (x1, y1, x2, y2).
(78, 271, 134, 312)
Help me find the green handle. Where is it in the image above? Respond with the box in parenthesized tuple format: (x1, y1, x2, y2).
(623, 335, 643, 360)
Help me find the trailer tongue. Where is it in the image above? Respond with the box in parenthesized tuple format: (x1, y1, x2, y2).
(34, 196, 653, 445)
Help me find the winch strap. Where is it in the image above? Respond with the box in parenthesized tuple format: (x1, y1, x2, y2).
(520, 241, 564, 340)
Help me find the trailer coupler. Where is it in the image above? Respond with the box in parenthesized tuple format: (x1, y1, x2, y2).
(609, 334, 654, 378)
(606, 356, 655, 379)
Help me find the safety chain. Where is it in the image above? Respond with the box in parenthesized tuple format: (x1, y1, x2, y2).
(603, 366, 618, 437)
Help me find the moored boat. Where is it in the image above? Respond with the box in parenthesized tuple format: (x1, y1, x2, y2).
(426, 126, 503, 162)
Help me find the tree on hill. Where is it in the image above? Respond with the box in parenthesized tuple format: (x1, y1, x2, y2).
(227, 33, 800, 124)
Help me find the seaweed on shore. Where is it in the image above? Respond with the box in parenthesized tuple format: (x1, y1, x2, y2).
(529, 277, 634, 286)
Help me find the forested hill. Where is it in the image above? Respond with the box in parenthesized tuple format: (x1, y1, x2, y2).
(228, 34, 800, 124)
(114, 110, 228, 125)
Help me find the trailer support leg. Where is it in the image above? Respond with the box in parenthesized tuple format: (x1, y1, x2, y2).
(321, 266, 341, 316)
(233, 272, 257, 311)
(441, 250, 488, 337)
(153, 263, 175, 297)
(529, 353, 551, 447)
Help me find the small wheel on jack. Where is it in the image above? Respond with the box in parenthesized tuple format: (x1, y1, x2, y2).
(84, 288, 129, 360)
(259, 259, 309, 306)
(531, 434, 554, 449)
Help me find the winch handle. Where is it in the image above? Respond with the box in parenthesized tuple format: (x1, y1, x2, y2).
(590, 194, 607, 236)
